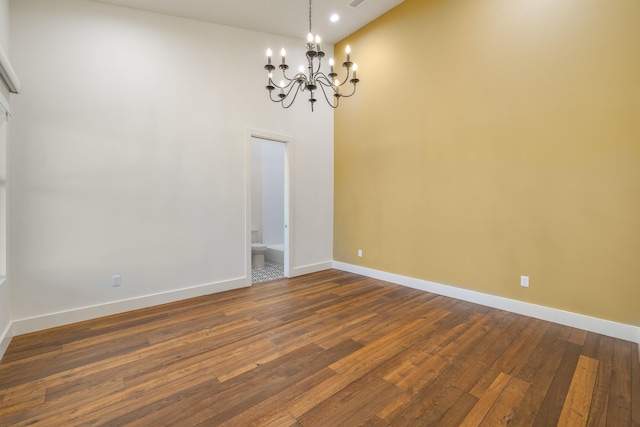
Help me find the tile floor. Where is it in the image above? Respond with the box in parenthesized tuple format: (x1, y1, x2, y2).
(251, 261, 284, 284)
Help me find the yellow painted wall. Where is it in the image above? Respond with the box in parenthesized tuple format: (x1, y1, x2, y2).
(334, 0, 640, 326)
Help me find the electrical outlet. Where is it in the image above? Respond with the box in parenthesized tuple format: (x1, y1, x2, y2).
(520, 275, 529, 288)
(358, 249, 363, 257)
(112, 275, 121, 287)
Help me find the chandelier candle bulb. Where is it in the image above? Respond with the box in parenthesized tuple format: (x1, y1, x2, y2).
(267, 48, 272, 65)
(346, 45, 351, 62)
(330, 58, 334, 74)
(353, 64, 357, 79)
(281, 48, 286, 64)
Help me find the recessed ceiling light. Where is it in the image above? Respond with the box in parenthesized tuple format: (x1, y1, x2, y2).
(330, 14, 340, 23)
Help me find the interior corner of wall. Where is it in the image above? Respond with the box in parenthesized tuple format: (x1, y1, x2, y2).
(0, 320, 13, 362)
(0, 86, 10, 116)
(637, 326, 640, 363)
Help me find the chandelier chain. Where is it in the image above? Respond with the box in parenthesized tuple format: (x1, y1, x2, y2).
(308, 0, 312, 34)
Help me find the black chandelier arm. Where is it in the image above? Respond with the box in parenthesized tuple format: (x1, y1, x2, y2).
(314, 72, 335, 87)
(337, 81, 358, 98)
(267, 80, 305, 109)
(266, 60, 312, 86)
(268, 79, 299, 103)
(316, 84, 339, 109)
(337, 68, 354, 87)
(315, 77, 335, 91)
(267, 88, 284, 104)
(314, 73, 339, 92)
(281, 82, 307, 108)
(270, 68, 301, 86)
(318, 76, 357, 99)
(317, 73, 356, 95)
(316, 67, 353, 88)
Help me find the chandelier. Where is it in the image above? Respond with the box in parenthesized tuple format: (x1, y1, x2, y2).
(264, 0, 359, 111)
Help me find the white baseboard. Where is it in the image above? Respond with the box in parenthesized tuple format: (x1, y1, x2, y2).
(289, 261, 333, 278)
(7, 261, 332, 351)
(0, 321, 12, 361)
(11, 276, 250, 336)
(5, 264, 638, 361)
(333, 261, 640, 344)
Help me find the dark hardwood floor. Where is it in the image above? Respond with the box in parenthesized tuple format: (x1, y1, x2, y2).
(0, 269, 638, 426)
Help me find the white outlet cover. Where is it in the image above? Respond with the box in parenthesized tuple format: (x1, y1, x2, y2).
(521, 276, 529, 288)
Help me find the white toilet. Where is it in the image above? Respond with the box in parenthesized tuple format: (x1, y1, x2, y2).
(251, 230, 268, 268)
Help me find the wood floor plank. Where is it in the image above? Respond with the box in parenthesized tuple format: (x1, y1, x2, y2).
(329, 310, 449, 377)
(2, 377, 127, 427)
(451, 312, 529, 393)
(0, 269, 636, 426)
(184, 342, 359, 426)
(438, 390, 479, 426)
(0, 387, 47, 420)
(217, 368, 336, 427)
(581, 332, 602, 360)
(479, 375, 530, 427)
(340, 384, 404, 427)
(532, 341, 583, 426)
(508, 323, 567, 425)
(286, 366, 359, 419)
(395, 385, 465, 426)
(586, 334, 614, 427)
(91, 343, 325, 427)
(460, 371, 512, 426)
(606, 339, 633, 426)
(0, 336, 149, 390)
(395, 312, 491, 393)
(631, 343, 640, 427)
(569, 328, 589, 346)
(558, 355, 599, 427)
(298, 374, 393, 426)
(469, 317, 547, 398)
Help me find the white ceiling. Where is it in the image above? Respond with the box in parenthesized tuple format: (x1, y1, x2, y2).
(90, 0, 404, 44)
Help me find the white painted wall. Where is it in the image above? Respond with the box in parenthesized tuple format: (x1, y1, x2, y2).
(0, 0, 12, 357)
(9, 0, 334, 333)
(0, 109, 9, 356)
(252, 138, 285, 246)
(0, 0, 9, 102)
(0, 0, 8, 52)
(0, 109, 6, 277)
(250, 139, 263, 240)
(261, 140, 285, 246)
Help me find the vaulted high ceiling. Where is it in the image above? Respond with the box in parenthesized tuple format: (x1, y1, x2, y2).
(90, 0, 404, 44)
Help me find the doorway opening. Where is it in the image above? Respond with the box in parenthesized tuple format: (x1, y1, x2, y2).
(247, 132, 291, 284)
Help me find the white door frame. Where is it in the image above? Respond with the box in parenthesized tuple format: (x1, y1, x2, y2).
(245, 128, 293, 283)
